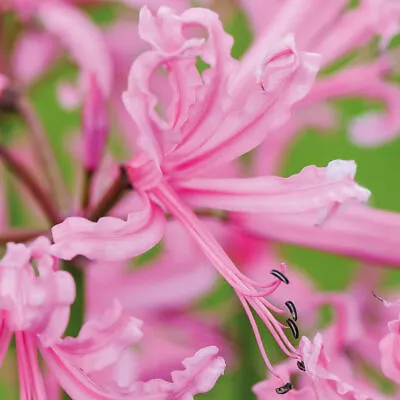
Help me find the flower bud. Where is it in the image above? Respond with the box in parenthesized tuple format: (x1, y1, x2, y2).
(82, 73, 109, 171)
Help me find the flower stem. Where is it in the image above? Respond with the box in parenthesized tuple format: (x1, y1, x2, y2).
(17, 97, 68, 210)
(0, 146, 62, 225)
(88, 167, 131, 221)
(0, 229, 46, 244)
(81, 169, 94, 215)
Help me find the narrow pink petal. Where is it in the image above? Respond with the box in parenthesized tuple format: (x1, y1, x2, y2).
(0, 314, 12, 368)
(176, 160, 369, 214)
(51, 194, 166, 261)
(83, 74, 109, 171)
(239, 203, 400, 267)
(169, 37, 320, 177)
(37, 1, 113, 102)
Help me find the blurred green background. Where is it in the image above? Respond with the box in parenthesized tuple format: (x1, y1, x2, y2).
(1, 3, 400, 399)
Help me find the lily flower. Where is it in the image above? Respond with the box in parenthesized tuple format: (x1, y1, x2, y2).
(51, 6, 371, 383)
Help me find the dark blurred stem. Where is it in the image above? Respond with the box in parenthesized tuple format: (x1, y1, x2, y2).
(81, 169, 94, 215)
(0, 146, 62, 225)
(0, 228, 46, 244)
(88, 168, 131, 221)
(17, 97, 68, 210)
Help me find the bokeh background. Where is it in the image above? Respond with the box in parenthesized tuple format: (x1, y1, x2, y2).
(1, 2, 400, 398)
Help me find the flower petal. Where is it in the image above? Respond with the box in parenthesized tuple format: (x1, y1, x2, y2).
(239, 203, 400, 266)
(176, 160, 369, 215)
(51, 194, 166, 261)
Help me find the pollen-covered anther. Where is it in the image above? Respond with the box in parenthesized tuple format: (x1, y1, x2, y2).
(270, 269, 289, 284)
(275, 382, 293, 395)
(286, 318, 299, 340)
(285, 300, 297, 321)
(297, 360, 306, 372)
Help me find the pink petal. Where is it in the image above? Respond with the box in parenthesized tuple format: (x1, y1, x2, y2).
(303, 60, 400, 146)
(168, 36, 320, 177)
(12, 31, 59, 85)
(86, 220, 218, 315)
(379, 321, 400, 384)
(0, 242, 75, 343)
(136, 346, 225, 399)
(51, 194, 166, 261)
(40, 303, 144, 399)
(37, 0, 113, 104)
(83, 74, 109, 171)
(239, 203, 400, 266)
(176, 160, 369, 215)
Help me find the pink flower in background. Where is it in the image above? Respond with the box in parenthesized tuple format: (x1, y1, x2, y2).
(240, 0, 400, 146)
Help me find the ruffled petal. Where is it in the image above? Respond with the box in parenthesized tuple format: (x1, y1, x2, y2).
(39, 302, 144, 399)
(176, 160, 369, 216)
(168, 35, 320, 177)
(380, 319, 400, 384)
(301, 334, 382, 400)
(133, 346, 225, 399)
(51, 194, 166, 261)
(302, 60, 400, 146)
(0, 241, 75, 341)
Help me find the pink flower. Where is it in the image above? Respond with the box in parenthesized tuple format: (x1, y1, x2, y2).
(239, 0, 400, 146)
(50, 6, 373, 384)
(0, 238, 225, 399)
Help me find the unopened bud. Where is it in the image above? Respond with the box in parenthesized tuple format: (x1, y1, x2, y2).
(83, 73, 109, 171)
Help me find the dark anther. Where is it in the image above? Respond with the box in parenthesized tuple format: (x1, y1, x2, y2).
(275, 382, 293, 395)
(297, 360, 306, 372)
(0, 87, 20, 114)
(286, 318, 299, 340)
(285, 301, 297, 321)
(270, 269, 289, 284)
(372, 291, 384, 302)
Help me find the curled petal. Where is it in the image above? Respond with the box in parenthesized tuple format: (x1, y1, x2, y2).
(37, 1, 113, 104)
(0, 242, 75, 343)
(301, 334, 387, 400)
(51, 194, 165, 262)
(303, 60, 400, 146)
(51, 302, 143, 373)
(176, 160, 369, 216)
(169, 37, 320, 177)
(135, 346, 225, 399)
(379, 319, 400, 384)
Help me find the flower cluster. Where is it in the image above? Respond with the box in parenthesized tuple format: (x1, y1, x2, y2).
(0, 0, 399, 398)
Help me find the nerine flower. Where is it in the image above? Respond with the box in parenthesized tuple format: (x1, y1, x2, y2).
(0, 237, 225, 399)
(50, 6, 370, 385)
